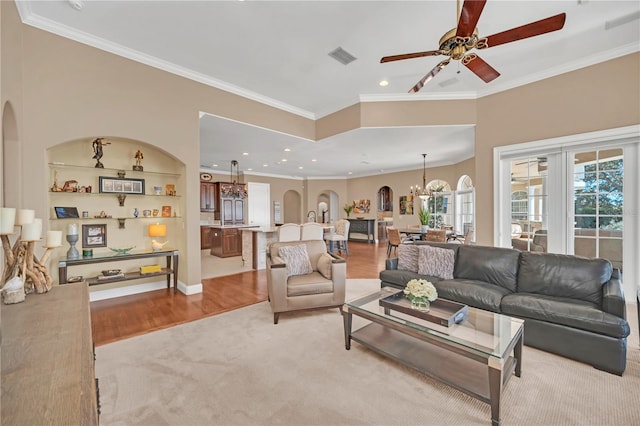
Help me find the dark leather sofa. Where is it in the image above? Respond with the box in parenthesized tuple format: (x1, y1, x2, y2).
(380, 242, 630, 375)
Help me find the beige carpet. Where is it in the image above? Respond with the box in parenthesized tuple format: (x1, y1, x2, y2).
(96, 279, 640, 425)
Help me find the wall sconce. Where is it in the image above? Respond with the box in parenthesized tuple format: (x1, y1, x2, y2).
(148, 223, 168, 251)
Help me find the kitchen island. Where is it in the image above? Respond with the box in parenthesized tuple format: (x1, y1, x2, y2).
(241, 227, 278, 270)
(208, 224, 258, 258)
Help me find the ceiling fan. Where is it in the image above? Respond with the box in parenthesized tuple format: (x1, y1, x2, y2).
(381, 0, 566, 93)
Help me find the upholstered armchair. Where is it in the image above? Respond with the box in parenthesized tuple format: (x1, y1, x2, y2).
(266, 240, 346, 324)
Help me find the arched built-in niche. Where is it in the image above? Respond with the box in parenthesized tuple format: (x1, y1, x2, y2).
(377, 186, 393, 214)
(283, 189, 301, 223)
(2, 102, 20, 208)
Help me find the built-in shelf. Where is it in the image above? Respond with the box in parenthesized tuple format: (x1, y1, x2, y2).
(48, 162, 180, 178)
(49, 191, 181, 198)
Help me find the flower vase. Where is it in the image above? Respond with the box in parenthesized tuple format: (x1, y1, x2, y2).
(411, 298, 430, 312)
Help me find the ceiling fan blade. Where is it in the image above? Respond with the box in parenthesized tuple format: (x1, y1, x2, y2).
(462, 54, 500, 83)
(456, 0, 487, 37)
(480, 13, 566, 48)
(409, 59, 451, 93)
(380, 50, 442, 63)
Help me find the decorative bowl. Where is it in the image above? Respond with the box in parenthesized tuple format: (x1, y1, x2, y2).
(108, 246, 135, 255)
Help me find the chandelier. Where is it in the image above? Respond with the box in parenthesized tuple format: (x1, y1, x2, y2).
(221, 160, 247, 199)
(418, 153, 432, 200)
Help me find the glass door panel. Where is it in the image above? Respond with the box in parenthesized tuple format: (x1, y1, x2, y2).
(572, 148, 623, 271)
(510, 158, 549, 251)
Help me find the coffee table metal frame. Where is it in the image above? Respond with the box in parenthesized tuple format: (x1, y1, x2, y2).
(341, 287, 524, 426)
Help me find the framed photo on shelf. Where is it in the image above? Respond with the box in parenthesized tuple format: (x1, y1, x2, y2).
(54, 206, 80, 219)
(82, 224, 107, 248)
(99, 176, 145, 194)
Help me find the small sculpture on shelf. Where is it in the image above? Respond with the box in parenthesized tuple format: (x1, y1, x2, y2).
(133, 150, 144, 171)
(92, 137, 110, 168)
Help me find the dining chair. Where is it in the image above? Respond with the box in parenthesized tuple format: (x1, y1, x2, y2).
(386, 227, 403, 257)
(425, 229, 447, 243)
(324, 219, 350, 256)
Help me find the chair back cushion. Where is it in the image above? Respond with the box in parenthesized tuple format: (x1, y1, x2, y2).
(278, 223, 301, 242)
(517, 252, 612, 305)
(301, 222, 323, 240)
(270, 240, 328, 271)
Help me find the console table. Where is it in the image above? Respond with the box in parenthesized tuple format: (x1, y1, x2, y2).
(347, 218, 375, 243)
(58, 248, 179, 294)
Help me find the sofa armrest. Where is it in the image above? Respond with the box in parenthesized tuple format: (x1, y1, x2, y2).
(327, 252, 346, 263)
(602, 268, 626, 318)
(386, 258, 398, 270)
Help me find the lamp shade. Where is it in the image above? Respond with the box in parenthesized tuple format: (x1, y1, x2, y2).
(148, 223, 167, 237)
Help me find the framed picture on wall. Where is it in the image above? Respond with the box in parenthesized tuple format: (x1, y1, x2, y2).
(400, 195, 414, 215)
(99, 177, 145, 194)
(82, 224, 107, 248)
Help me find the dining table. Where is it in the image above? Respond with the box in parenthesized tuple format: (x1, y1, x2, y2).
(397, 227, 459, 242)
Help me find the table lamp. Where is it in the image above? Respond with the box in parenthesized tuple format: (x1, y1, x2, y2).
(148, 223, 168, 251)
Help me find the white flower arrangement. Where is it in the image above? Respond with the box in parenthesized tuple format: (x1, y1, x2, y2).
(403, 279, 438, 303)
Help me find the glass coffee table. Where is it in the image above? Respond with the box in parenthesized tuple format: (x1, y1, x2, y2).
(341, 287, 524, 426)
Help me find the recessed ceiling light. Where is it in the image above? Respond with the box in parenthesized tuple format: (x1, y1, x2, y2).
(284, 148, 291, 152)
(348, 171, 353, 175)
(379, 80, 389, 87)
(242, 152, 248, 156)
(282, 159, 288, 162)
(298, 166, 303, 170)
(311, 159, 317, 162)
(212, 164, 218, 167)
(263, 164, 268, 167)
(247, 168, 253, 171)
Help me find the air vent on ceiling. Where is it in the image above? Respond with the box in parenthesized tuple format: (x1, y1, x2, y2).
(328, 47, 357, 65)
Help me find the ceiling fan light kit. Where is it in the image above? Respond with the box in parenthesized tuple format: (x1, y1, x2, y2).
(381, 0, 566, 93)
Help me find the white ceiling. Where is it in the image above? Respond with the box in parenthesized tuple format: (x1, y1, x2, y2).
(17, 1, 640, 179)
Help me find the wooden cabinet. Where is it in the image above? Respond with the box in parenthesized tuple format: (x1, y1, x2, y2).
(1, 283, 99, 425)
(200, 226, 212, 250)
(200, 182, 217, 212)
(221, 198, 245, 225)
(210, 227, 242, 257)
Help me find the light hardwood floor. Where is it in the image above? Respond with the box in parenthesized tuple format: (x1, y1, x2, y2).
(90, 241, 389, 346)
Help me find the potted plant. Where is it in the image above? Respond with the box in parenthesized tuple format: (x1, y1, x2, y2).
(343, 203, 353, 218)
(418, 206, 430, 232)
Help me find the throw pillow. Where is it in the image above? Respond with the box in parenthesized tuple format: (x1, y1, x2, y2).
(397, 244, 419, 272)
(417, 245, 455, 280)
(316, 254, 332, 279)
(278, 245, 313, 277)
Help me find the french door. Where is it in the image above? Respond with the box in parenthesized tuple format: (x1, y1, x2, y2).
(495, 126, 639, 299)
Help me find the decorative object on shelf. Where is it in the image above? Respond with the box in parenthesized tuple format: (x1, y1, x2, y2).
(154, 185, 162, 195)
(353, 199, 370, 214)
(50, 170, 63, 192)
(133, 150, 144, 171)
(67, 275, 83, 283)
(161, 206, 171, 217)
(101, 269, 122, 276)
(133, 208, 139, 218)
(140, 264, 162, 274)
(117, 194, 126, 206)
(82, 211, 89, 218)
(166, 184, 176, 196)
(152, 209, 159, 217)
(54, 206, 80, 219)
(99, 176, 145, 194)
(419, 206, 430, 232)
(403, 278, 438, 312)
(220, 160, 247, 199)
(95, 210, 111, 218)
(82, 224, 107, 248)
(343, 203, 353, 218)
(148, 223, 168, 251)
(62, 180, 78, 192)
(66, 223, 80, 260)
(117, 170, 126, 178)
(91, 137, 110, 168)
(200, 172, 212, 182)
(82, 249, 93, 257)
(108, 246, 135, 255)
(143, 209, 151, 217)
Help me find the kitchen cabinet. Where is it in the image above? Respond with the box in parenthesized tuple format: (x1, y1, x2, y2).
(221, 198, 245, 225)
(200, 226, 213, 250)
(200, 182, 217, 212)
(210, 226, 243, 258)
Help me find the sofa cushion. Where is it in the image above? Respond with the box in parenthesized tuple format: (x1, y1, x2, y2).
(278, 245, 313, 277)
(435, 279, 510, 313)
(316, 253, 332, 279)
(379, 269, 443, 290)
(501, 293, 630, 339)
(397, 244, 419, 272)
(287, 272, 333, 296)
(417, 245, 455, 279)
(517, 252, 612, 306)
(454, 245, 519, 293)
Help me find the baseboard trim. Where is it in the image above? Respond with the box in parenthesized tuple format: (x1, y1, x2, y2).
(88, 279, 202, 301)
